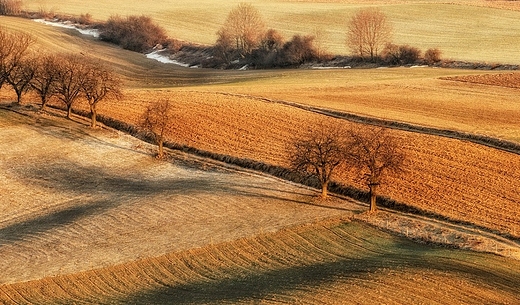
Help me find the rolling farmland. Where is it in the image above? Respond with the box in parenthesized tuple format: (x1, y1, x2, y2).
(1, 212, 520, 304)
(1, 2, 520, 303)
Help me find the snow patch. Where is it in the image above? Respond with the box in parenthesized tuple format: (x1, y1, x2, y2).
(145, 50, 191, 67)
(34, 19, 100, 38)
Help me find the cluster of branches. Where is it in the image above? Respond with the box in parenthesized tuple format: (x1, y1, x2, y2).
(347, 8, 442, 65)
(213, 3, 328, 69)
(0, 27, 122, 128)
(289, 122, 405, 212)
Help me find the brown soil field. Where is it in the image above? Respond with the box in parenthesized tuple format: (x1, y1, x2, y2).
(0, 106, 357, 284)
(442, 72, 520, 89)
(1, 219, 519, 304)
(77, 89, 520, 239)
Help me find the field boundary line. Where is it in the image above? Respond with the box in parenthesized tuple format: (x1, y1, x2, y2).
(207, 91, 520, 156)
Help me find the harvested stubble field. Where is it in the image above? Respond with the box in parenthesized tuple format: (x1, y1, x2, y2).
(0, 107, 358, 284)
(83, 89, 520, 239)
(1, 217, 520, 304)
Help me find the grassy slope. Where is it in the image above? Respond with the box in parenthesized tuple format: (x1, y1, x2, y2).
(22, 0, 520, 64)
(1, 219, 519, 304)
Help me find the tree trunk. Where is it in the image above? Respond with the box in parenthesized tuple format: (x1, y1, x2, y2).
(90, 104, 97, 128)
(157, 137, 164, 159)
(369, 183, 378, 212)
(321, 181, 329, 198)
(16, 93, 22, 104)
(66, 104, 72, 118)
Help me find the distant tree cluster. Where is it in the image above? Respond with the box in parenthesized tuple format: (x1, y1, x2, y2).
(0, 0, 22, 16)
(289, 122, 405, 212)
(99, 15, 168, 53)
(0, 27, 122, 128)
(213, 3, 328, 68)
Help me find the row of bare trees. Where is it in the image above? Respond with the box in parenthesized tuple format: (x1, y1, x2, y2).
(0, 28, 122, 127)
(289, 122, 405, 212)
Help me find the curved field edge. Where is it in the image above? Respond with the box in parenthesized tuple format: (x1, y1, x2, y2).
(1, 219, 519, 304)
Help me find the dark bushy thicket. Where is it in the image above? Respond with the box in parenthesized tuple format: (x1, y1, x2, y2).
(0, 0, 21, 15)
(213, 32, 324, 69)
(382, 43, 422, 65)
(99, 15, 168, 53)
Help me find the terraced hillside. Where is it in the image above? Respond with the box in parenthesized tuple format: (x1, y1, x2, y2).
(1, 219, 519, 304)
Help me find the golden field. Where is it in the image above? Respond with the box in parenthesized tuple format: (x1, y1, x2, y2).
(1, 218, 519, 304)
(1, 5, 520, 303)
(21, 0, 520, 63)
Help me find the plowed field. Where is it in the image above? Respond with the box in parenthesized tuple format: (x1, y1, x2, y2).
(442, 72, 520, 89)
(83, 90, 520, 238)
(1, 219, 519, 304)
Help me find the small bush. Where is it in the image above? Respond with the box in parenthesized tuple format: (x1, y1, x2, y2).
(382, 43, 421, 65)
(424, 48, 442, 65)
(280, 34, 319, 66)
(99, 15, 168, 53)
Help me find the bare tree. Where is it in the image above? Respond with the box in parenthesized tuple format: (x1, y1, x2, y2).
(217, 3, 266, 57)
(346, 126, 405, 212)
(31, 53, 60, 111)
(347, 8, 392, 61)
(4, 54, 37, 104)
(82, 61, 123, 128)
(54, 54, 89, 118)
(0, 28, 34, 92)
(139, 99, 173, 159)
(289, 121, 347, 198)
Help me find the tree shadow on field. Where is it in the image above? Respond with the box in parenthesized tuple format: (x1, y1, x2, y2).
(0, 201, 108, 246)
(4, 159, 340, 246)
